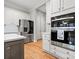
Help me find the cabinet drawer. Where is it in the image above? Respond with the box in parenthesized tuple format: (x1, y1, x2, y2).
(50, 45, 75, 57)
(57, 47, 75, 56)
(50, 45, 68, 59)
(69, 55, 75, 59)
(5, 39, 24, 46)
(53, 45, 75, 56)
(54, 51, 68, 59)
(66, 50, 75, 56)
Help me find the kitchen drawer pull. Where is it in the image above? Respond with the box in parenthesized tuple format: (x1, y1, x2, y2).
(62, 7, 64, 9)
(67, 57, 69, 59)
(67, 52, 69, 54)
(59, 8, 61, 10)
(54, 48, 56, 50)
(7, 47, 10, 50)
(48, 40, 50, 42)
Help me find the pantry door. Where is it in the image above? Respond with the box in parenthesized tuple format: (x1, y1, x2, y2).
(36, 11, 46, 40)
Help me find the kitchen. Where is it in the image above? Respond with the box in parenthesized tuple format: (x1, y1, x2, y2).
(4, 0, 75, 59)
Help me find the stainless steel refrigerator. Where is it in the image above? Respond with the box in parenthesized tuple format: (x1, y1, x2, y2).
(19, 19, 34, 43)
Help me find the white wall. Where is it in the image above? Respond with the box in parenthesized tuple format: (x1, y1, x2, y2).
(4, 6, 30, 25)
(4, 6, 30, 33)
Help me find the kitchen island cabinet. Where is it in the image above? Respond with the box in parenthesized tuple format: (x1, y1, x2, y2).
(4, 39, 24, 59)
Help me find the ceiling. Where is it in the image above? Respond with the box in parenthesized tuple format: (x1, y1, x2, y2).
(4, 0, 46, 13)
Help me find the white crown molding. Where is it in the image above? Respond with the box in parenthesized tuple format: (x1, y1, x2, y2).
(4, 0, 47, 13)
(29, 0, 46, 12)
(4, 0, 30, 13)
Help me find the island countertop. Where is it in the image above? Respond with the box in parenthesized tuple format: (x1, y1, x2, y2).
(4, 34, 26, 42)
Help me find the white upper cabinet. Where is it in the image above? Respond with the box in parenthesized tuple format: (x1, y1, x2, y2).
(51, 0, 61, 13)
(62, 0, 75, 11)
(50, 0, 75, 14)
(46, 0, 51, 32)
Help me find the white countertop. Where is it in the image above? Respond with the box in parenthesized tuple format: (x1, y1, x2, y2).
(4, 34, 26, 42)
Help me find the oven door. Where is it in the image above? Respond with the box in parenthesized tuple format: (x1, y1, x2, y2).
(51, 30, 69, 44)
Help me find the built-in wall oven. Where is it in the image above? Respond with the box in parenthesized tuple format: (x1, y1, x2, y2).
(51, 31, 75, 45)
(51, 13, 75, 50)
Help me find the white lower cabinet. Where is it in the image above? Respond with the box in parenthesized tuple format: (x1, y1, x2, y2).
(43, 39, 50, 51)
(50, 45, 75, 59)
(69, 55, 75, 59)
(42, 33, 50, 52)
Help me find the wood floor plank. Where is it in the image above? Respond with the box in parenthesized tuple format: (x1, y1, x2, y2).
(24, 40, 57, 59)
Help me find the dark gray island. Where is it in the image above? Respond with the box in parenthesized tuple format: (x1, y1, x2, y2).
(4, 34, 26, 59)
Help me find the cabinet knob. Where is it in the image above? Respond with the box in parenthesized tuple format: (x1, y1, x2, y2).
(62, 7, 64, 9)
(67, 52, 69, 54)
(48, 23, 50, 25)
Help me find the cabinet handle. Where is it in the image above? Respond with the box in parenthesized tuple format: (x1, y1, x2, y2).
(59, 8, 61, 10)
(7, 47, 10, 50)
(67, 57, 69, 59)
(48, 40, 50, 42)
(67, 52, 69, 54)
(62, 7, 64, 9)
(54, 48, 56, 50)
(62, 0, 64, 9)
(48, 23, 50, 25)
(54, 51, 56, 54)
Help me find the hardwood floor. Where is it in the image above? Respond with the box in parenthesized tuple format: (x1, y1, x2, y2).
(24, 40, 57, 59)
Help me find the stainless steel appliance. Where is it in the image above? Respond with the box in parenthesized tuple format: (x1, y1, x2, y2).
(51, 30, 75, 45)
(19, 19, 34, 43)
(51, 13, 75, 50)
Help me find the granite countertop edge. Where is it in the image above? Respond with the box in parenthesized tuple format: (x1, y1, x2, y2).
(4, 38, 26, 42)
(4, 34, 26, 42)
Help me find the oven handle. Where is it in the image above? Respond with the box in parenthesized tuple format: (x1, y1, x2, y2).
(52, 17, 74, 22)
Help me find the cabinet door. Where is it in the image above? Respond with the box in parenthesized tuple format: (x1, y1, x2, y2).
(10, 43, 24, 59)
(4, 46, 11, 59)
(62, 0, 75, 10)
(69, 55, 75, 59)
(4, 40, 24, 59)
(55, 51, 68, 59)
(10, 44, 20, 59)
(46, 0, 51, 32)
(51, 0, 61, 13)
(43, 40, 50, 51)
